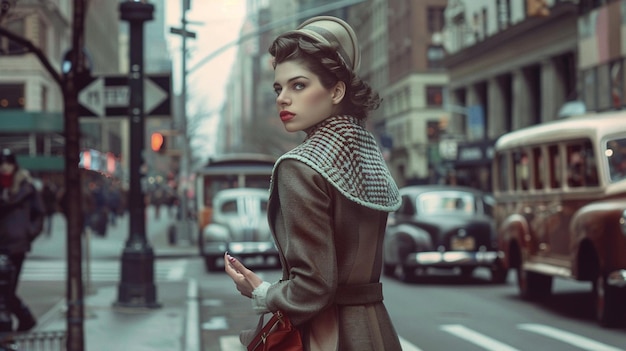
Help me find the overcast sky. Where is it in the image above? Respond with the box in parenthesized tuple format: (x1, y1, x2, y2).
(165, 0, 247, 156)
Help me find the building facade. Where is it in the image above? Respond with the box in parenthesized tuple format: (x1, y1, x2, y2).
(440, 0, 606, 191)
(0, 0, 120, 176)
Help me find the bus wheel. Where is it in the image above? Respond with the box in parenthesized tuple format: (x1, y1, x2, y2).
(517, 268, 552, 300)
(593, 273, 625, 328)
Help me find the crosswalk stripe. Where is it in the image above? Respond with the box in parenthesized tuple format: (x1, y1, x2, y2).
(441, 324, 520, 351)
(518, 324, 625, 351)
(21, 259, 187, 282)
(220, 336, 245, 351)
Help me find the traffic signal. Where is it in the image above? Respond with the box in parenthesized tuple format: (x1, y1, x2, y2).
(151, 132, 166, 153)
(527, 0, 550, 17)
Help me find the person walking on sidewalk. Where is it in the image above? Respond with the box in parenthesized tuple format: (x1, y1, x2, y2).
(225, 16, 403, 350)
(0, 148, 45, 332)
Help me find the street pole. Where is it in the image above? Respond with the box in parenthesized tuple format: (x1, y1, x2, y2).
(169, 0, 196, 243)
(65, 0, 87, 349)
(115, 0, 160, 309)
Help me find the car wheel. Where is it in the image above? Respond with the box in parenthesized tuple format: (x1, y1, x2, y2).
(382, 263, 395, 277)
(517, 268, 552, 300)
(460, 267, 474, 279)
(490, 262, 508, 284)
(397, 264, 417, 283)
(593, 273, 626, 328)
(204, 256, 220, 272)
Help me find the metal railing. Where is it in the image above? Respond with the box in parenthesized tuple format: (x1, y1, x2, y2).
(0, 331, 66, 351)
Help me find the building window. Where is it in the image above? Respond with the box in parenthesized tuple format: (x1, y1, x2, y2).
(426, 86, 444, 107)
(580, 0, 606, 14)
(497, 0, 512, 30)
(0, 18, 25, 54)
(582, 67, 598, 111)
(610, 60, 623, 109)
(39, 18, 48, 57)
(0, 84, 26, 109)
(427, 45, 445, 69)
(482, 8, 488, 38)
(427, 6, 445, 33)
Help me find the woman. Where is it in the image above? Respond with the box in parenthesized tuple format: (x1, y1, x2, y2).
(225, 16, 402, 350)
(0, 148, 44, 332)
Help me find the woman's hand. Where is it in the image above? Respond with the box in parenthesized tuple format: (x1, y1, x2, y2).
(224, 253, 264, 298)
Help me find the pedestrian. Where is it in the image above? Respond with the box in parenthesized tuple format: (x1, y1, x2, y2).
(41, 178, 58, 237)
(0, 148, 44, 332)
(224, 16, 403, 350)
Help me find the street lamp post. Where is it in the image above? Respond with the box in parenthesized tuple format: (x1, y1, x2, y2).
(115, 0, 160, 309)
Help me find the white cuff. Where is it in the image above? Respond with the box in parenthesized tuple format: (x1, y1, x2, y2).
(251, 281, 271, 314)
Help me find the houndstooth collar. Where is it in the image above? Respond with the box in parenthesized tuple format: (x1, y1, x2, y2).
(270, 115, 401, 212)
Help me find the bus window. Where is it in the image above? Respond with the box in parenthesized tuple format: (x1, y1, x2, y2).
(532, 147, 544, 190)
(566, 141, 598, 187)
(607, 137, 626, 181)
(514, 150, 529, 191)
(496, 153, 509, 192)
(548, 145, 561, 189)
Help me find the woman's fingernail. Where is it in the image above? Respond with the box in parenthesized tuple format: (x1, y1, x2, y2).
(228, 255, 236, 262)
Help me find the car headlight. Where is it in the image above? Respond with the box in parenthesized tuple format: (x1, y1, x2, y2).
(620, 209, 626, 236)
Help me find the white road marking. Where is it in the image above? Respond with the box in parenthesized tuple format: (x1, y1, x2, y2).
(221, 335, 245, 350)
(441, 324, 520, 351)
(167, 259, 187, 280)
(399, 336, 424, 351)
(202, 316, 229, 330)
(186, 279, 200, 351)
(518, 324, 625, 351)
(22, 260, 186, 282)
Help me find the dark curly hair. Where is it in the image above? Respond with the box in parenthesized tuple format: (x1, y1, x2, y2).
(268, 33, 380, 120)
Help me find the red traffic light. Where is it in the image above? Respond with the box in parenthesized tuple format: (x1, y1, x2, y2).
(151, 132, 166, 153)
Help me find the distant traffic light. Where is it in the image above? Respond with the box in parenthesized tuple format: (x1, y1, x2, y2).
(151, 132, 166, 153)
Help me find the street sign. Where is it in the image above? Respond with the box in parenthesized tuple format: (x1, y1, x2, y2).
(78, 73, 171, 118)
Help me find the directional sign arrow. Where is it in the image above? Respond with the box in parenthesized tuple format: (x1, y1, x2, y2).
(78, 74, 171, 118)
(78, 77, 105, 117)
(144, 77, 168, 115)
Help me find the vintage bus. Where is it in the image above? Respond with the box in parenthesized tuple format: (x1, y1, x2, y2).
(492, 110, 626, 327)
(193, 153, 277, 269)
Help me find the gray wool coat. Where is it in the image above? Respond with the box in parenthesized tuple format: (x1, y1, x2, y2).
(265, 160, 402, 351)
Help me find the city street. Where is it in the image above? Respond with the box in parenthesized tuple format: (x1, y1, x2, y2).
(17, 207, 626, 351)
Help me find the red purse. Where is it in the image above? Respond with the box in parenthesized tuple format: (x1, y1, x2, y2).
(247, 310, 303, 351)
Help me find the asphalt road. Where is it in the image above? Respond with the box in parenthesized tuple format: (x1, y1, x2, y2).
(18, 209, 626, 350)
(193, 262, 626, 351)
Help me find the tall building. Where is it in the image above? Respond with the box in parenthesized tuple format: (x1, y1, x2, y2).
(0, 0, 120, 179)
(441, 0, 578, 190)
(372, 0, 449, 186)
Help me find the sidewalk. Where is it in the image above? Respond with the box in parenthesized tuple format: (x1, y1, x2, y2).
(18, 207, 200, 351)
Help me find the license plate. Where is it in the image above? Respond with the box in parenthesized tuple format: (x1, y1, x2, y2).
(451, 237, 475, 251)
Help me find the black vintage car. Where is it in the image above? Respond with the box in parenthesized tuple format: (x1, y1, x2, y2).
(383, 185, 507, 283)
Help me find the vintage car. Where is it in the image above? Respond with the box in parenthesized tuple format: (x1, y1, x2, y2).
(383, 185, 506, 283)
(493, 110, 626, 327)
(200, 187, 278, 272)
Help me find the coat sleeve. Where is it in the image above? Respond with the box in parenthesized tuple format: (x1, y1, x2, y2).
(28, 185, 45, 241)
(265, 160, 338, 326)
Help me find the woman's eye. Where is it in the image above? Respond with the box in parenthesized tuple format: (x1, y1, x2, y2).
(293, 82, 305, 90)
(273, 87, 282, 96)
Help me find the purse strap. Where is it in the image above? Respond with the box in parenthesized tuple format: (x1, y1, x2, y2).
(334, 282, 383, 305)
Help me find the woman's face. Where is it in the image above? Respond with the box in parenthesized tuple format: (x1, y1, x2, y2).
(0, 161, 15, 175)
(273, 60, 343, 132)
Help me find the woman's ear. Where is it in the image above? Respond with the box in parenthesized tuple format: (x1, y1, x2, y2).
(331, 81, 346, 105)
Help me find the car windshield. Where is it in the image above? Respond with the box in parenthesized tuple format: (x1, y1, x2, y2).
(220, 196, 268, 216)
(606, 136, 626, 182)
(417, 191, 476, 215)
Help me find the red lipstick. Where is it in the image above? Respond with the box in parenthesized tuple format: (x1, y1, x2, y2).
(280, 110, 295, 122)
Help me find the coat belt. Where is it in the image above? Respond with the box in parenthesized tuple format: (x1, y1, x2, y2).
(334, 282, 383, 305)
